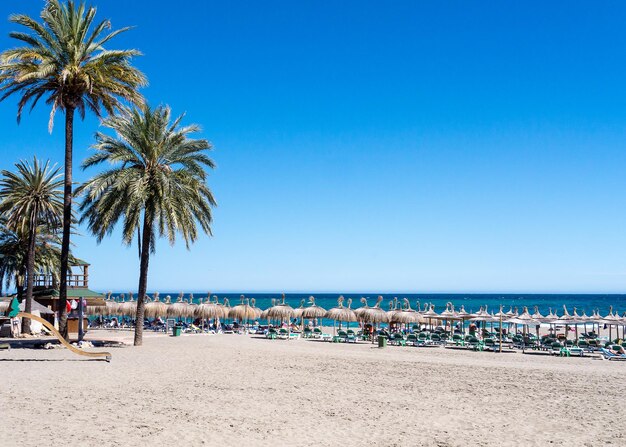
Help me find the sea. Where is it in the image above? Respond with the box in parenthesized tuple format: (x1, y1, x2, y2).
(110, 292, 626, 324)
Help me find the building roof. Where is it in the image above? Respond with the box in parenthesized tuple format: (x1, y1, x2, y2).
(34, 288, 103, 298)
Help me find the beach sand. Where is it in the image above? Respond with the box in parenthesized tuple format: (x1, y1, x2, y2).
(1, 331, 625, 446)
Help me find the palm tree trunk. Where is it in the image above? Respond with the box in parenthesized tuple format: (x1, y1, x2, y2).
(133, 214, 152, 346)
(22, 223, 37, 334)
(58, 106, 75, 339)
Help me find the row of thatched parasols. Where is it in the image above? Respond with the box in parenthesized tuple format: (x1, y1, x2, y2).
(86, 293, 626, 338)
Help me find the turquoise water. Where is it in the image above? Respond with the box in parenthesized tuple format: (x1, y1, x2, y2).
(110, 292, 626, 324)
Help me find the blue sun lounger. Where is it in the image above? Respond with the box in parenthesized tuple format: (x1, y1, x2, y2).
(600, 348, 626, 361)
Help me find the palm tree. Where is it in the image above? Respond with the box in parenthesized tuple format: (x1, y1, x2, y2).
(78, 105, 216, 346)
(0, 221, 78, 298)
(0, 158, 63, 333)
(0, 0, 146, 337)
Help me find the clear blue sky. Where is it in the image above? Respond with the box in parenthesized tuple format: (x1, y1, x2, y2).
(1, 1, 626, 293)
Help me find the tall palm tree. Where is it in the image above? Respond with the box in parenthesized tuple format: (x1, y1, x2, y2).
(0, 0, 146, 337)
(0, 158, 63, 333)
(78, 105, 216, 346)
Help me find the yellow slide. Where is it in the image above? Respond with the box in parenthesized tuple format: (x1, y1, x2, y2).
(17, 312, 112, 362)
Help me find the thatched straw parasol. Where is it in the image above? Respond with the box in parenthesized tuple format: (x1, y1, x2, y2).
(506, 306, 537, 340)
(438, 302, 460, 333)
(195, 295, 222, 320)
(455, 305, 474, 334)
(556, 305, 580, 341)
(261, 299, 276, 321)
(422, 304, 440, 330)
(167, 294, 189, 319)
(386, 297, 401, 323)
(250, 298, 262, 319)
(186, 294, 198, 319)
(221, 298, 231, 320)
(301, 296, 327, 328)
(359, 296, 388, 324)
(600, 306, 620, 342)
(265, 294, 295, 322)
(119, 297, 137, 318)
(229, 296, 258, 322)
(354, 297, 371, 321)
(293, 299, 306, 328)
(293, 298, 305, 316)
(107, 294, 123, 316)
(325, 296, 357, 335)
(391, 298, 419, 325)
(145, 292, 168, 319)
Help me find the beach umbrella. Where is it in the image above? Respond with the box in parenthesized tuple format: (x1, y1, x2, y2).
(577, 309, 593, 337)
(530, 306, 546, 339)
(455, 305, 474, 335)
(186, 294, 198, 320)
(293, 298, 306, 318)
(469, 306, 494, 339)
(228, 295, 246, 320)
(600, 306, 620, 342)
(421, 304, 440, 331)
(301, 296, 327, 327)
(325, 296, 357, 336)
(392, 298, 420, 327)
(145, 292, 168, 319)
(386, 298, 402, 328)
(360, 296, 388, 325)
(438, 302, 459, 335)
(293, 299, 306, 330)
(261, 299, 276, 322)
(229, 297, 258, 329)
(250, 298, 262, 320)
(354, 297, 371, 322)
(469, 306, 492, 323)
(215, 297, 230, 329)
(108, 294, 124, 317)
(266, 294, 295, 334)
(571, 307, 583, 340)
(195, 295, 222, 320)
(556, 306, 579, 342)
(492, 306, 509, 335)
(506, 307, 537, 344)
(119, 297, 137, 318)
(167, 294, 189, 320)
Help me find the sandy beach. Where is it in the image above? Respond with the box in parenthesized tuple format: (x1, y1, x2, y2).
(1, 331, 625, 447)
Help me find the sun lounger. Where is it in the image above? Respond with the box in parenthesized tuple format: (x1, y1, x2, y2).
(307, 327, 321, 339)
(451, 334, 464, 346)
(483, 338, 499, 351)
(465, 335, 482, 351)
(600, 347, 626, 361)
(406, 334, 419, 346)
(429, 333, 442, 345)
(277, 328, 289, 340)
(390, 333, 406, 346)
(266, 328, 278, 339)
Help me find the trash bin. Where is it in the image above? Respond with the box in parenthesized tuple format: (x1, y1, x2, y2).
(173, 325, 182, 337)
(378, 335, 387, 348)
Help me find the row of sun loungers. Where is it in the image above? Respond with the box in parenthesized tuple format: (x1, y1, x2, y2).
(263, 327, 626, 361)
